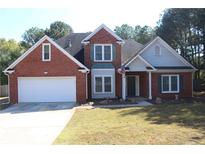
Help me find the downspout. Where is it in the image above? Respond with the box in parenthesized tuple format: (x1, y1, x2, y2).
(118, 67, 126, 100)
(85, 70, 90, 100)
(3, 71, 11, 104)
(78, 68, 90, 101)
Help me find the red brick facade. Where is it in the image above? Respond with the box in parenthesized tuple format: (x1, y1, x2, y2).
(151, 72, 193, 99)
(7, 27, 194, 104)
(84, 28, 122, 99)
(125, 71, 193, 99)
(9, 39, 86, 104)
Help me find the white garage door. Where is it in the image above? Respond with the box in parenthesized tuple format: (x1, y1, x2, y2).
(18, 77, 76, 103)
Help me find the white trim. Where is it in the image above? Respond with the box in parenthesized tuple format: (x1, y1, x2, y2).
(148, 71, 152, 99)
(4, 35, 89, 72)
(94, 44, 113, 62)
(141, 37, 196, 69)
(4, 70, 15, 74)
(78, 69, 89, 73)
(124, 37, 196, 70)
(161, 74, 180, 93)
(116, 41, 125, 45)
(125, 55, 156, 71)
(138, 55, 156, 70)
(135, 76, 140, 96)
(86, 72, 88, 99)
(155, 69, 195, 73)
(81, 24, 124, 43)
(8, 74, 10, 103)
(94, 75, 113, 94)
(126, 75, 139, 97)
(4, 73, 11, 103)
(17, 76, 76, 79)
(42, 43, 51, 61)
(158, 37, 196, 70)
(122, 73, 126, 100)
(83, 41, 90, 45)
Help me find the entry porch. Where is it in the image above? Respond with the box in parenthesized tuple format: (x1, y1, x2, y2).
(122, 71, 152, 100)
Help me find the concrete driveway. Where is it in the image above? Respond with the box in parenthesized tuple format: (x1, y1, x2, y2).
(0, 102, 75, 144)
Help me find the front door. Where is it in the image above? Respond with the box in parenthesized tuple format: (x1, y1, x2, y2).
(127, 76, 136, 96)
(127, 76, 140, 97)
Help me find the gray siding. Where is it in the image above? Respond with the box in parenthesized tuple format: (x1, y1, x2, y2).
(91, 69, 115, 99)
(141, 39, 187, 67)
(128, 57, 149, 71)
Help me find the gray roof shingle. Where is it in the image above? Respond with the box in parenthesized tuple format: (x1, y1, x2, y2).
(121, 39, 143, 64)
(56, 32, 91, 64)
(56, 33, 144, 66)
(56, 32, 91, 56)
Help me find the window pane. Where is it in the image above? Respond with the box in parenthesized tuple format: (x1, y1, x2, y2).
(95, 77, 102, 92)
(95, 46, 102, 60)
(44, 45, 50, 52)
(171, 76, 178, 91)
(44, 52, 50, 59)
(104, 77, 111, 92)
(162, 76, 169, 91)
(104, 46, 111, 60)
(43, 45, 50, 60)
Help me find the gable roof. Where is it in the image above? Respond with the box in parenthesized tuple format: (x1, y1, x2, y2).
(56, 32, 142, 65)
(121, 39, 143, 64)
(124, 36, 196, 70)
(81, 24, 124, 43)
(4, 35, 89, 73)
(56, 32, 91, 56)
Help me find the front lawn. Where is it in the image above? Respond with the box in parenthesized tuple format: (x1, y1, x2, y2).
(54, 102, 205, 144)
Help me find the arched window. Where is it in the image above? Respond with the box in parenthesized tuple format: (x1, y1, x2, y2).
(155, 45, 161, 56)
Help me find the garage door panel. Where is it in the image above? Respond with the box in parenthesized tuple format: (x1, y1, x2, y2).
(18, 77, 76, 103)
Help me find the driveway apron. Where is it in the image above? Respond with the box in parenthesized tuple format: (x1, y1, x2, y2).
(0, 102, 75, 144)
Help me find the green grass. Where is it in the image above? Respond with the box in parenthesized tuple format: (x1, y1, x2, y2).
(54, 102, 205, 144)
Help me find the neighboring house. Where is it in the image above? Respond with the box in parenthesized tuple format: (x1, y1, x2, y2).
(4, 24, 196, 104)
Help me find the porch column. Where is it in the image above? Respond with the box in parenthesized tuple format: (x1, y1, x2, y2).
(148, 71, 152, 99)
(122, 73, 126, 100)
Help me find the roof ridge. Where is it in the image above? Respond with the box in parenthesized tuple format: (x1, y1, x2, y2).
(124, 39, 144, 46)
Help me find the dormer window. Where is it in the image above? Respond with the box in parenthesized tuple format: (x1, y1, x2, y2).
(94, 44, 112, 61)
(155, 45, 161, 56)
(42, 43, 51, 61)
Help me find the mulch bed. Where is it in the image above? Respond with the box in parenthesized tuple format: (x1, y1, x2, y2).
(89, 97, 149, 106)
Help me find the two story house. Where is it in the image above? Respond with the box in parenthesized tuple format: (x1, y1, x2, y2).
(4, 24, 196, 104)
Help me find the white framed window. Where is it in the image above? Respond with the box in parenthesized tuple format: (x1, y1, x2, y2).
(94, 75, 112, 93)
(161, 75, 179, 93)
(94, 44, 112, 61)
(42, 43, 51, 61)
(154, 45, 161, 56)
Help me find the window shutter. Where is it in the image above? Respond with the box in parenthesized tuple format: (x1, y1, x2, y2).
(112, 44, 116, 60)
(90, 44, 94, 61)
(158, 75, 162, 93)
(180, 75, 184, 92)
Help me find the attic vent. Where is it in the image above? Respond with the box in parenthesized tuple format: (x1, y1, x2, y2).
(68, 39, 72, 47)
(155, 45, 161, 56)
